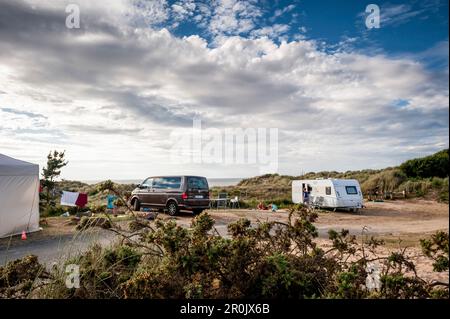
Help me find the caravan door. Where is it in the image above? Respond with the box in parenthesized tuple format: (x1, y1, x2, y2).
(292, 180, 304, 204)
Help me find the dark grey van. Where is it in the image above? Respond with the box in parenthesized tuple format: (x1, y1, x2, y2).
(130, 176, 210, 216)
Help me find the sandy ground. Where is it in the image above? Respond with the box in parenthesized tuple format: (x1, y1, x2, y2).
(315, 199, 449, 237)
(1, 199, 448, 282)
(177, 199, 449, 241)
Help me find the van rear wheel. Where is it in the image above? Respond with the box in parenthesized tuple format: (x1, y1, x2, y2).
(166, 201, 179, 216)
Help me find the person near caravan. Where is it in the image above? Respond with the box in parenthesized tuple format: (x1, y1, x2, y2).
(303, 187, 310, 205)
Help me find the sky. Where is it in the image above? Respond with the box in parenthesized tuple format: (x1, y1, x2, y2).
(0, 0, 448, 180)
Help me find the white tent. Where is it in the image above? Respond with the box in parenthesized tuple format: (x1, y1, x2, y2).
(0, 154, 40, 238)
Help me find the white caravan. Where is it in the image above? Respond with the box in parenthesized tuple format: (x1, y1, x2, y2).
(292, 179, 363, 211)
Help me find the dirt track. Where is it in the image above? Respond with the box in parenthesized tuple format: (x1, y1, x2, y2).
(315, 199, 449, 238)
(0, 226, 115, 267)
(177, 199, 449, 241)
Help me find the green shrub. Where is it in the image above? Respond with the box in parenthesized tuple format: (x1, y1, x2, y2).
(361, 169, 407, 194)
(438, 190, 449, 203)
(89, 204, 107, 214)
(76, 216, 112, 230)
(400, 149, 449, 178)
(0, 255, 46, 298)
(420, 231, 449, 272)
(104, 246, 141, 268)
(431, 177, 444, 188)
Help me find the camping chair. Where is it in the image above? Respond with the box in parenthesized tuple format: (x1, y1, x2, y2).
(230, 196, 240, 209)
(216, 192, 228, 210)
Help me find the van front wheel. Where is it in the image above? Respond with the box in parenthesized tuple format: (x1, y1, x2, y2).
(133, 199, 141, 212)
(166, 201, 179, 216)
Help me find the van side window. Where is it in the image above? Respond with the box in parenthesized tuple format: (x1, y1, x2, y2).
(164, 177, 182, 189)
(345, 186, 358, 195)
(188, 177, 208, 189)
(153, 177, 182, 189)
(325, 186, 331, 195)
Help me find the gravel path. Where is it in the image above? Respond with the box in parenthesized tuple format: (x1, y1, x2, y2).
(0, 228, 117, 267)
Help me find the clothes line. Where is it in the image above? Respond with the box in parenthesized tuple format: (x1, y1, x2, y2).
(61, 191, 88, 207)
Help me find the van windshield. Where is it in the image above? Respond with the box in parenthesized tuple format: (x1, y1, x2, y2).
(188, 177, 209, 190)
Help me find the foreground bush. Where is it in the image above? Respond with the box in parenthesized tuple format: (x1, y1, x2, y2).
(0, 256, 47, 298)
(2, 205, 447, 299)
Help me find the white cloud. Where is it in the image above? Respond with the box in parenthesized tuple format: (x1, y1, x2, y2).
(0, 0, 448, 179)
(171, 0, 196, 22)
(272, 4, 295, 20)
(250, 24, 290, 40)
(206, 0, 262, 36)
(380, 4, 425, 26)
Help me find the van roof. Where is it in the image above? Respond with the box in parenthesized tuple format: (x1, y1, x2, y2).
(145, 175, 208, 179)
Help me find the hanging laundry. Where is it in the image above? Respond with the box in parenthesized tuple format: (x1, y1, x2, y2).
(61, 191, 88, 207)
(75, 193, 88, 207)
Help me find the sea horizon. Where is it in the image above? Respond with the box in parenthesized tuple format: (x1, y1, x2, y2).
(80, 177, 243, 187)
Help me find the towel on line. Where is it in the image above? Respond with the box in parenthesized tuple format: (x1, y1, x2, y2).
(61, 191, 88, 207)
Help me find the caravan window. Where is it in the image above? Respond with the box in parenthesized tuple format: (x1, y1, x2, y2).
(325, 187, 331, 195)
(345, 186, 358, 195)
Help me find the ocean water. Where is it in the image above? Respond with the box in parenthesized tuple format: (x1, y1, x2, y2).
(208, 178, 242, 187)
(82, 178, 242, 187)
